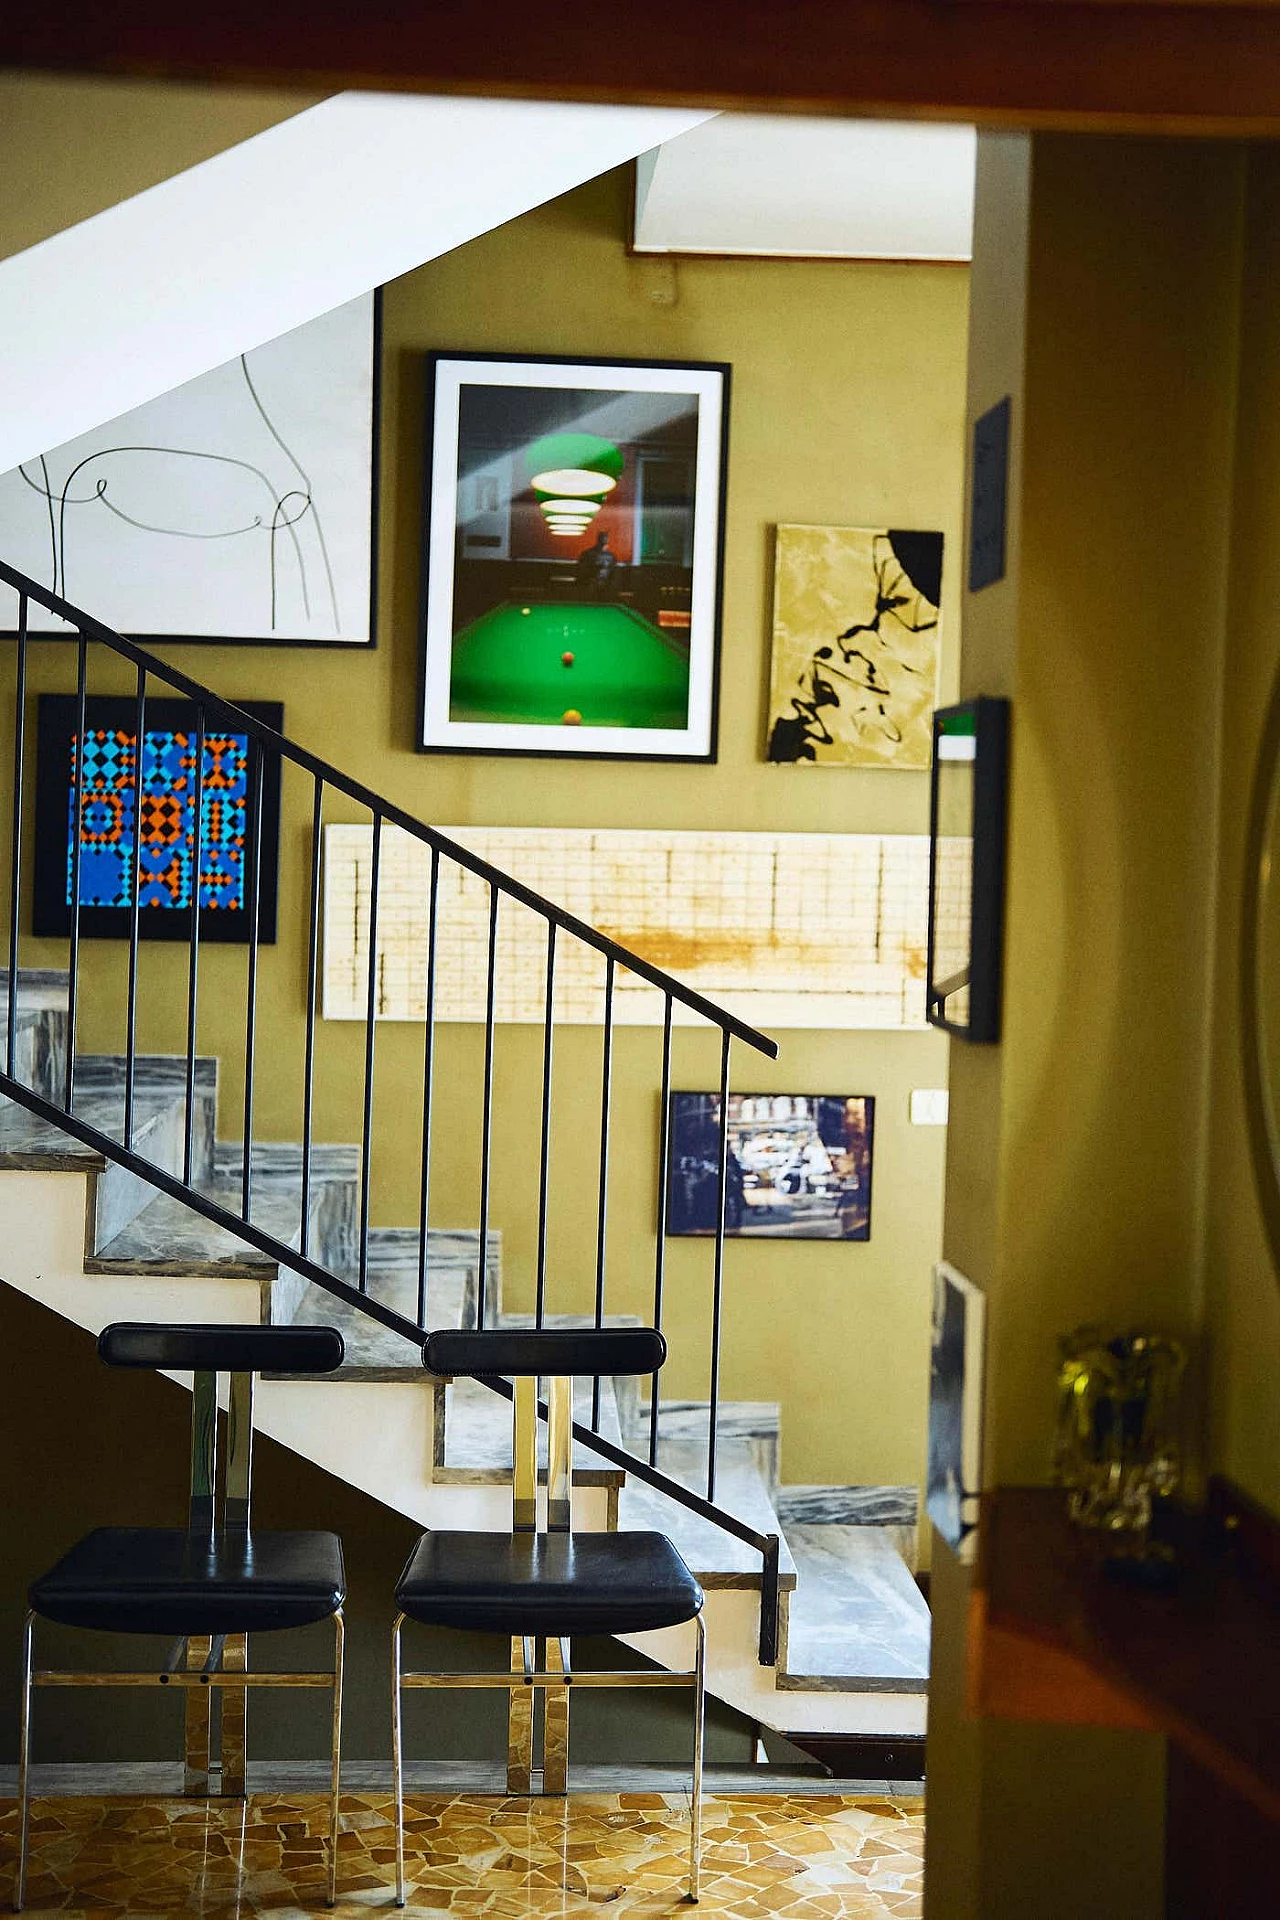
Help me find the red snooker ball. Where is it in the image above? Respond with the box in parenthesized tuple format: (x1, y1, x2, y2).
(561, 650, 575, 667)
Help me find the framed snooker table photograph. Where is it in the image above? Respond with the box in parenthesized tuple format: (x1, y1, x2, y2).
(417, 351, 730, 761)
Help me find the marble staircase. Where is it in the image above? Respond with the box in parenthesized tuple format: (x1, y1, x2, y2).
(0, 970, 930, 1748)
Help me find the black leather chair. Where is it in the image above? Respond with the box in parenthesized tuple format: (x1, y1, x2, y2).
(391, 1327, 706, 1906)
(16, 1323, 347, 1912)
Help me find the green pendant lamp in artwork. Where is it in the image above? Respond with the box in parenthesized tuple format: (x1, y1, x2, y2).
(525, 432, 624, 538)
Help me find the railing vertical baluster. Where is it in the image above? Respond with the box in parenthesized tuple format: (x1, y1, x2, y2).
(63, 635, 87, 1111)
(707, 1026, 731, 1502)
(416, 847, 440, 1329)
(534, 923, 556, 1331)
(650, 993, 674, 1467)
(358, 812, 382, 1294)
(6, 596, 27, 1080)
(241, 736, 264, 1221)
(476, 885, 499, 1331)
(123, 666, 146, 1149)
(591, 955, 615, 1433)
(182, 706, 205, 1183)
(300, 776, 323, 1259)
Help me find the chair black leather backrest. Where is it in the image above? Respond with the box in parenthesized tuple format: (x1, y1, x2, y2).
(99, 1323, 344, 1375)
(422, 1327, 665, 1379)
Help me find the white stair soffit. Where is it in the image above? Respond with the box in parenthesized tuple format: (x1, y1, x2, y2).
(0, 92, 716, 477)
(634, 114, 975, 261)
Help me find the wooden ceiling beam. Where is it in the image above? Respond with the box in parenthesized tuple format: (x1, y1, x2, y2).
(7, 1, 1280, 136)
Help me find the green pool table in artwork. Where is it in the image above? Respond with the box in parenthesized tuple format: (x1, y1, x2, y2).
(448, 600, 691, 731)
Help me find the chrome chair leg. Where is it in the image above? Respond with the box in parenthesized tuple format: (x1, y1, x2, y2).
(506, 1635, 534, 1794)
(329, 1610, 345, 1909)
(221, 1633, 248, 1799)
(543, 1636, 570, 1796)
(689, 1611, 706, 1904)
(184, 1634, 213, 1796)
(391, 1613, 406, 1909)
(15, 1610, 33, 1913)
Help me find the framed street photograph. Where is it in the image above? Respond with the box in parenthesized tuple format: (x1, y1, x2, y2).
(418, 351, 729, 761)
(665, 1092, 875, 1240)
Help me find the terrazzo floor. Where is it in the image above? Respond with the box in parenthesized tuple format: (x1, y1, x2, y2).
(1, 1788, 924, 1916)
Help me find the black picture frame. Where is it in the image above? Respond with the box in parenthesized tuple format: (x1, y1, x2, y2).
(33, 694, 283, 944)
(665, 1091, 875, 1242)
(417, 349, 730, 762)
(968, 395, 1011, 594)
(926, 695, 1010, 1044)
(0, 293, 381, 651)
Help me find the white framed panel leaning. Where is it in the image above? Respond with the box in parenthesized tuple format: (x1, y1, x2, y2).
(418, 352, 729, 761)
(0, 294, 379, 647)
(926, 1261, 987, 1564)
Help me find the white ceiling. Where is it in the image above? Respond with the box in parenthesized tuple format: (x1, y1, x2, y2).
(0, 94, 717, 479)
(634, 115, 976, 262)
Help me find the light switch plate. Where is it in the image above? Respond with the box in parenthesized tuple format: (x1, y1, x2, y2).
(910, 1088, 950, 1126)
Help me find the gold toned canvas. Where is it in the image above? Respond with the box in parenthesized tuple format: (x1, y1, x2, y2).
(322, 823, 955, 1031)
(766, 524, 943, 769)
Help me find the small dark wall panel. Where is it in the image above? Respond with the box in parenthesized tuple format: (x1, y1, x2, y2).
(0, 1280, 752, 1764)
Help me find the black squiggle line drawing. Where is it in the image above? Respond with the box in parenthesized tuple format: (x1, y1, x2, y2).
(768, 532, 942, 765)
(239, 356, 339, 628)
(20, 445, 309, 627)
(13, 338, 348, 633)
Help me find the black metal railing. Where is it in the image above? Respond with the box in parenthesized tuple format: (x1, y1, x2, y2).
(0, 559, 783, 1663)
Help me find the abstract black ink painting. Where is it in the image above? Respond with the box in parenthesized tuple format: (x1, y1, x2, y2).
(0, 296, 377, 647)
(665, 1092, 874, 1241)
(766, 524, 943, 768)
(33, 695, 282, 943)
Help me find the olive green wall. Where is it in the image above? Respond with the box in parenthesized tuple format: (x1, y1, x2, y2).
(0, 71, 323, 260)
(10, 164, 969, 1490)
(926, 133, 1250, 1919)
(1202, 145, 1280, 1519)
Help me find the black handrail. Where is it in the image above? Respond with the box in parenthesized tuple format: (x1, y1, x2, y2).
(0, 561, 778, 1056)
(0, 559, 783, 1665)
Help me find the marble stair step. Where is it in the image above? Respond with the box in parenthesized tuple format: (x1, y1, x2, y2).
(286, 1232, 485, 1379)
(439, 1370, 627, 1487)
(622, 1398, 782, 1494)
(776, 1484, 919, 1570)
(0, 969, 70, 1103)
(0, 1053, 218, 1245)
(618, 1437, 797, 1592)
(210, 1139, 359, 1316)
(776, 1485, 918, 1527)
(86, 1149, 355, 1295)
(777, 1525, 930, 1695)
(0, 968, 69, 1007)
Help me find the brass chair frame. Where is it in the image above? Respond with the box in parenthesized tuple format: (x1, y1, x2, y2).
(16, 1363, 345, 1911)
(391, 1371, 706, 1906)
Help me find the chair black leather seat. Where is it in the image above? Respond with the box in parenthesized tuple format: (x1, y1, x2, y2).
(396, 1529, 703, 1637)
(30, 1526, 347, 1636)
(17, 1324, 350, 1914)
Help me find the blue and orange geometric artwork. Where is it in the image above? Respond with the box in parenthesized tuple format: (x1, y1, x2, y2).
(69, 727, 250, 912)
(34, 694, 283, 943)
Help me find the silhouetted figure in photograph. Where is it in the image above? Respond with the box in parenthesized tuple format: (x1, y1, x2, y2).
(575, 530, 618, 598)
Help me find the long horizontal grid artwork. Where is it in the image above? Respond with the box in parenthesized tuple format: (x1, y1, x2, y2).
(322, 825, 969, 1030)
